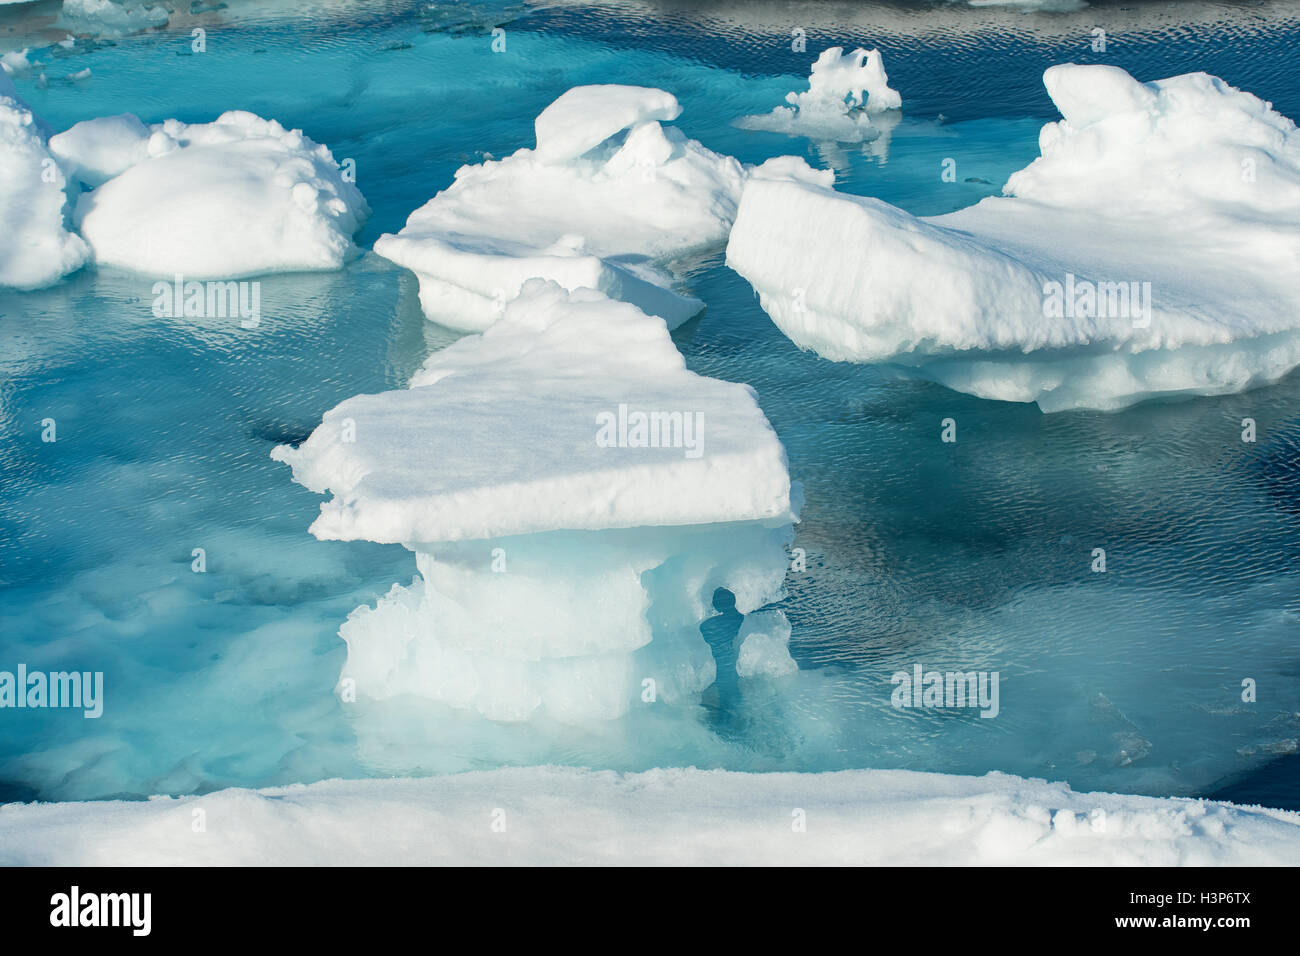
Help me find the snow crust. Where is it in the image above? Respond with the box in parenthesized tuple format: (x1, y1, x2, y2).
(3, 765, 1297, 865)
(737, 47, 901, 142)
(375, 84, 829, 331)
(727, 64, 1300, 411)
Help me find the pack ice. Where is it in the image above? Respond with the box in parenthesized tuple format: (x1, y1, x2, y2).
(273, 281, 798, 722)
(53, 110, 369, 278)
(375, 84, 830, 331)
(736, 47, 901, 143)
(0, 70, 89, 289)
(727, 64, 1300, 411)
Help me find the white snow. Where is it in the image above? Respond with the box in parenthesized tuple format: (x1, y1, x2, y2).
(727, 64, 1300, 411)
(375, 84, 829, 331)
(68, 110, 369, 278)
(737, 47, 901, 142)
(274, 282, 796, 722)
(274, 281, 793, 542)
(48, 113, 149, 186)
(0, 71, 90, 289)
(2, 765, 1296, 865)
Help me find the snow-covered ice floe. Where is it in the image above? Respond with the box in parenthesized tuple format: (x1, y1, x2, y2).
(375, 84, 830, 331)
(728, 64, 1300, 411)
(0, 70, 89, 289)
(52, 110, 369, 278)
(273, 282, 798, 721)
(736, 47, 901, 143)
(4, 765, 1298, 865)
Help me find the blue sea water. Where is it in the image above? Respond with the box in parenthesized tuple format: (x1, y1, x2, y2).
(0, 0, 1298, 805)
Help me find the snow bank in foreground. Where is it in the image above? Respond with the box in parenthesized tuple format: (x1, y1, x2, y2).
(3, 765, 1297, 865)
(274, 283, 796, 720)
(59, 110, 368, 278)
(728, 64, 1300, 411)
(375, 84, 829, 331)
(0, 72, 89, 289)
(737, 47, 901, 142)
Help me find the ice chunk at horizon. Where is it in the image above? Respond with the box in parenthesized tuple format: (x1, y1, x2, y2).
(0, 73, 90, 289)
(58, 0, 169, 36)
(274, 283, 797, 722)
(374, 84, 829, 331)
(727, 64, 1300, 411)
(69, 110, 369, 278)
(737, 47, 901, 143)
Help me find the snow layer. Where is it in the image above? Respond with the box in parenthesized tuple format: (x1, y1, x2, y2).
(727, 64, 1300, 411)
(375, 84, 829, 331)
(0, 71, 89, 289)
(274, 282, 793, 541)
(737, 47, 901, 142)
(274, 282, 796, 721)
(67, 110, 368, 278)
(3, 765, 1297, 865)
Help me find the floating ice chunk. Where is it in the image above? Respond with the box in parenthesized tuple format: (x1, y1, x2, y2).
(71, 110, 369, 278)
(0, 72, 90, 289)
(375, 84, 828, 331)
(274, 282, 797, 722)
(737, 47, 901, 143)
(735, 609, 798, 679)
(0, 49, 33, 76)
(59, 0, 168, 36)
(3, 765, 1297, 865)
(727, 65, 1300, 411)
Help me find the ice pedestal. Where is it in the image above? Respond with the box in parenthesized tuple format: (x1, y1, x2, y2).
(275, 282, 799, 722)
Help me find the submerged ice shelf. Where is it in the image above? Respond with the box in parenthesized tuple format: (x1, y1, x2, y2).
(275, 282, 798, 721)
(727, 64, 1300, 411)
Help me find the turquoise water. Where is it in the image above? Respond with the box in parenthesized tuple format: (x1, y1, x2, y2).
(1, 0, 1298, 804)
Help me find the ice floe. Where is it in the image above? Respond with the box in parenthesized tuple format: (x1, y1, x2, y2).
(727, 64, 1300, 411)
(375, 84, 830, 331)
(0, 70, 89, 289)
(737, 47, 901, 143)
(62, 110, 369, 278)
(3, 765, 1297, 865)
(274, 282, 797, 721)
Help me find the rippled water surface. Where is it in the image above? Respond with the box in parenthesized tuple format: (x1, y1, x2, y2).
(1, 0, 1298, 804)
